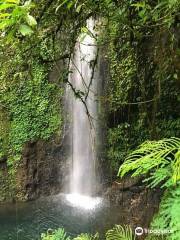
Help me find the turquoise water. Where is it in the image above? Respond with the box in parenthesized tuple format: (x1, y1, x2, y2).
(0, 194, 122, 240)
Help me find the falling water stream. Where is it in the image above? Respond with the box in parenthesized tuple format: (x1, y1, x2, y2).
(65, 18, 102, 209)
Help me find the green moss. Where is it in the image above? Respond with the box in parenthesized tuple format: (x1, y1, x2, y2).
(7, 60, 62, 164)
(0, 48, 63, 199)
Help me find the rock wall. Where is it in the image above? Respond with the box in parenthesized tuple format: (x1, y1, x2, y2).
(0, 137, 67, 202)
(0, 157, 9, 202)
(105, 178, 163, 238)
(17, 140, 65, 201)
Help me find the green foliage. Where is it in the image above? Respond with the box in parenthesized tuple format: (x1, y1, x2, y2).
(0, 58, 62, 167)
(55, 0, 76, 12)
(74, 233, 99, 240)
(0, 107, 9, 157)
(107, 124, 130, 171)
(108, 47, 137, 112)
(151, 185, 180, 240)
(19, 23, 33, 36)
(118, 137, 180, 187)
(131, 0, 180, 28)
(41, 228, 70, 240)
(0, 0, 37, 38)
(106, 225, 135, 240)
(107, 121, 149, 171)
(104, 0, 179, 174)
(40, 225, 135, 240)
(118, 138, 180, 240)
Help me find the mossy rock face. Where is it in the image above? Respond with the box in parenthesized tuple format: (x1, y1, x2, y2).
(0, 159, 12, 202)
(0, 136, 68, 203)
(0, 108, 10, 159)
(0, 109, 11, 202)
(15, 140, 64, 201)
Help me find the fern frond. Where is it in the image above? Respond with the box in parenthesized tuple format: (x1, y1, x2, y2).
(118, 137, 180, 186)
(151, 185, 180, 240)
(143, 165, 171, 188)
(73, 233, 99, 240)
(117, 138, 180, 240)
(106, 225, 135, 240)
(53, 228, 71, 240)
(41, 228, 71, 240)
(172, 151, 180, 184)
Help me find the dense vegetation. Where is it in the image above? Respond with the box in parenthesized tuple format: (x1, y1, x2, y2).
(119, 137, 180, 240)
(40, 225, 134, 240)
(0, 0, 179, 239)
(105, 0, 179, 173)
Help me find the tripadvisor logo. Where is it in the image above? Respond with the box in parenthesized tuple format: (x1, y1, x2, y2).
(135, 226, 173, 236)
(135, 227, 144, 236)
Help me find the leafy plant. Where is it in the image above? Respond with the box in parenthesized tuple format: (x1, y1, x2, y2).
(106, 225, 135, 240)
(118, 137, 180, 240)
(56, 0, 76, 12)
(0, 0, 36, 37)
(41, 228, 71, 240)
(151, 185, 180, 240)
(131, 0, 180, 28)
(1, 58, 62, 168)
(73, 233, 99, 240)
(40, 225, 134, 240)
(118, 137, 180, 188)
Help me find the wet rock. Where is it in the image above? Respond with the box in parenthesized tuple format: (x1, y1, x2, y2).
(15, 138, 67, 201)
(104, 179, 163, 236)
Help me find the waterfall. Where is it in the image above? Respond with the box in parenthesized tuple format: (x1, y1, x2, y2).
(65, 18, 101, 209)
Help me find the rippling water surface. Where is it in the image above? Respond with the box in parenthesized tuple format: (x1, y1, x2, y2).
(0, 193, 122, 240)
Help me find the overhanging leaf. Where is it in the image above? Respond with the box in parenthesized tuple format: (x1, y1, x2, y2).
(19, 24, 33, 36)
(25, 14, 37, 26)
(0, 3, 16, 11)
(5, 0, 19, 3)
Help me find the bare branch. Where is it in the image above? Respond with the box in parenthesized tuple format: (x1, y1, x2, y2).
(85, 47, 99, 101)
